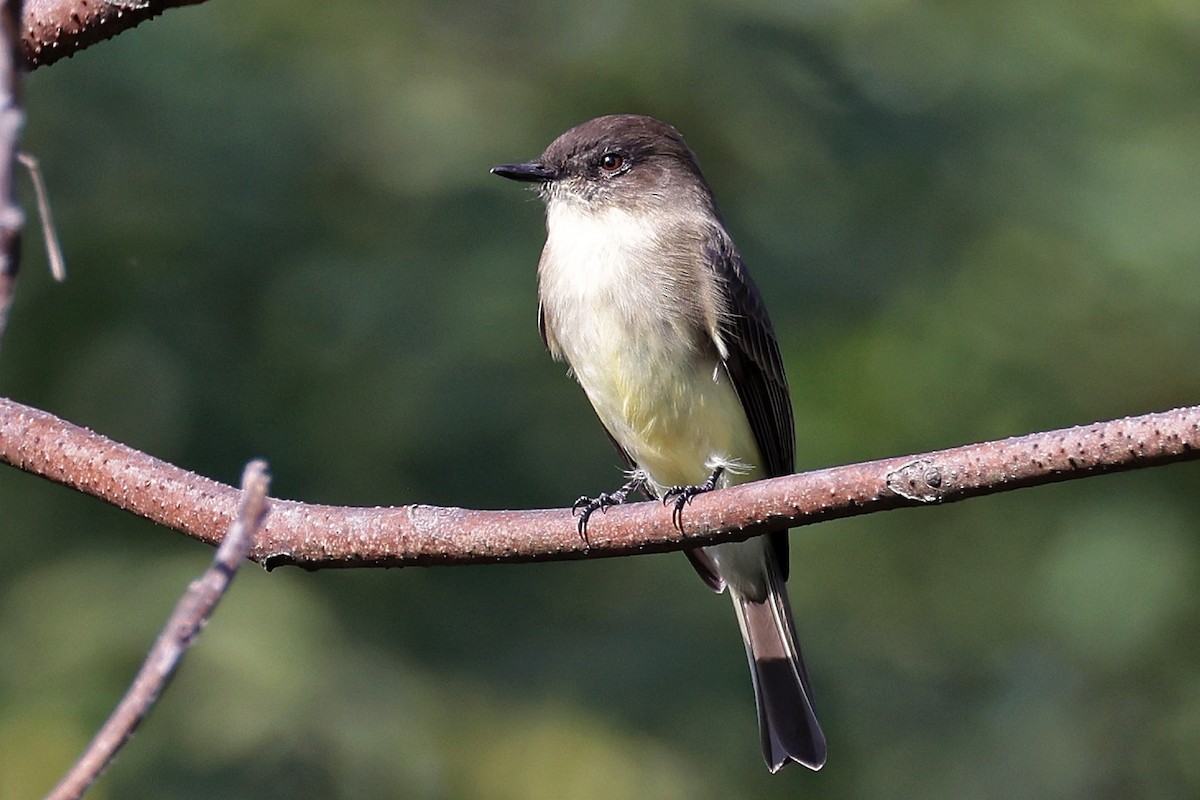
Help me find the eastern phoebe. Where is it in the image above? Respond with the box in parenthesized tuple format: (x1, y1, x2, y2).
(492, 114, 826, 772)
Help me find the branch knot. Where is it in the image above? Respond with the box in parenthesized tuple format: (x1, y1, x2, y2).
(885, 458, 946, 502)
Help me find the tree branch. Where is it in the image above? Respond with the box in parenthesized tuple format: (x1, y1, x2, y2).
(3, 396, 1197, 569)
(0, 0, 23, 345)
(22, 0, 209, 70)
(44, 459, 270, 800)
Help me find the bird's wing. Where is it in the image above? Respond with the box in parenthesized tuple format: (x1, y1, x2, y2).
(702, 227, 796, 578)
(537, 299, 555, 356)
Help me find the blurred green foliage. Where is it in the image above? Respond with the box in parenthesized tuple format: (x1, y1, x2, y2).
(2, 0, 1199, 797)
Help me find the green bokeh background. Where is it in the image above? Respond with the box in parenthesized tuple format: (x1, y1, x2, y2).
(3, 1, 1199, 797)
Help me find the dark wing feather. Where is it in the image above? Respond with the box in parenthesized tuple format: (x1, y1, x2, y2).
(703, 227, 796, 578)
(537, 300, 551, 353)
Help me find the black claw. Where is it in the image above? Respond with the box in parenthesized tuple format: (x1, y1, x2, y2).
(571, 476, 647, 543)
(573, 493, 621, 541)
(662, 467, 725, 531)
(672, 496, 686, 530)
(576, 506, 595, 540)
(572, 499, 599, 542)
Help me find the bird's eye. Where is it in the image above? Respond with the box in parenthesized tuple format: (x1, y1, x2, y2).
(599, 153, 624, 172)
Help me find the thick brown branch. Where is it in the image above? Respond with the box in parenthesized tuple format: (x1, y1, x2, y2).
(44, 460, 270, 800)
(22, 0, 209, 70)
(2, 396, 1197, 569)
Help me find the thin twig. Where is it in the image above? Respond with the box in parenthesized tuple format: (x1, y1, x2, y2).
(0, 0, 24, 346)
(17, 151, 65, 280)
(1, 396, 1196, 569)
(44, 460, 271, 800)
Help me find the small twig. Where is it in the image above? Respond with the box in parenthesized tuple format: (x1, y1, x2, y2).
(2, 396, 1197, 569)
(0, 0, 24, 347)
(44, 460, 271, 800)
(17, 151, 65, 280)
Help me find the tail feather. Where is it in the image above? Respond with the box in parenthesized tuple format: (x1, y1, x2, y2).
(729, 560, 827, 772)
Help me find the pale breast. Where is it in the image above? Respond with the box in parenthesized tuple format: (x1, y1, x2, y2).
(538, 202, 761, 490)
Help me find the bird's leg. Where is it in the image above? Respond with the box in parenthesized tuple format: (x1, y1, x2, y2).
(662, 466, 725, 530)
(572, 473, 650, 541)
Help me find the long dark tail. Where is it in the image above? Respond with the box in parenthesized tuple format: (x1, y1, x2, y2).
(729, 558, 827, 772)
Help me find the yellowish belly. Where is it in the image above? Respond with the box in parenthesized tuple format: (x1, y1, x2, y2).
(566, 324, 762, 494)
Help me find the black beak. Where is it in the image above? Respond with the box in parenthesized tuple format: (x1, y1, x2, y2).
(490, 161, 556, 182)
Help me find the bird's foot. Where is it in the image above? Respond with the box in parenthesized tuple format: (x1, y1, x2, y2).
(662, 466, 725, 530)
(572, 475, 647, 542)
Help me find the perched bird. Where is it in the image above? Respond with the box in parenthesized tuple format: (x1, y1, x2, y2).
(492, 114, 826, 772)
